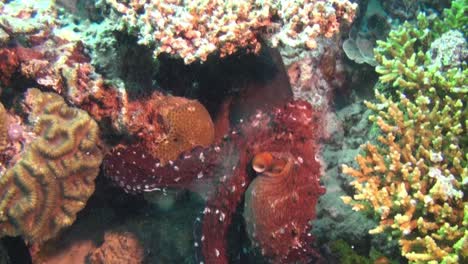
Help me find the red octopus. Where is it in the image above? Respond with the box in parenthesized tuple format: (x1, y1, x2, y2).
(103, 99, 325, 263)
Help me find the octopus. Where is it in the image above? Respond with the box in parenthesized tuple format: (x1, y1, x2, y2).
(103, 99, 325, 263)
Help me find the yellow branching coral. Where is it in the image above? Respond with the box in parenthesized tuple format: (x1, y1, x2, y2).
(343, 92, 466, 262)
(342, 1, 467, 263)
(0, 88, 103, 242)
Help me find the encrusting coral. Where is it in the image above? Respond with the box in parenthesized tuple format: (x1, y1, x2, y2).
(342, 0, 467, 263)
(123, 93, 215, 165)
(0, 88, 103, 243)
(0, 0, 122, 129)
(89, 232, 144, 264)
(104, 0, 357, 63)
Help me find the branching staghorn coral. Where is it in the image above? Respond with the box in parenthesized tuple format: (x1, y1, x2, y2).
(0, 88, 103, 243)
(342, 1, 467, 263)
(104, 0, 357, 63)
(374, 0, 467, 95)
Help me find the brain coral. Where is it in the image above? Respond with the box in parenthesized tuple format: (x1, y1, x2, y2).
(0, 88, 103, 242)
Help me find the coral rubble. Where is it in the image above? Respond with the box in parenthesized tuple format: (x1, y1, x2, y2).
(342, 1, 468, 262)
(0, 89, 103, 242)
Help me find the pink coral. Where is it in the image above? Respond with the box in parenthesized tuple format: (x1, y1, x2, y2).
(106, 0, 357, 63)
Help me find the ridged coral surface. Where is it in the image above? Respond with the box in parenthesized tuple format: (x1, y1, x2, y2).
(342, 1, 467, 263)
(0, 89, 103, 242)
(106, 0, 357, 63)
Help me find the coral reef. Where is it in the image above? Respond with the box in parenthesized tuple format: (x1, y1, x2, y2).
(329, 239, 373, 264)
(342, 0, 389, 66)
(0, 102, 6, 151)
(0, 0, 58, 44)
(0, 0, 122, 129)
(428, 30, 467, 71)
(285, 41, 347, 111)
(312, 101, 398, 254)
(89, 232, 144, 264)
(104, 0, 357, 63)
(0, 89, 103, 242)
(0, 101, 31, 176)
(380, 0, 451, 21)
(342, 1, 467, 263)
(343, 36, 377, 66)
(5, 0, 458, 262)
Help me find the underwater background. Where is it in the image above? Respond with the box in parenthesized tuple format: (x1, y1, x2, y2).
(0, 0, 466, 263)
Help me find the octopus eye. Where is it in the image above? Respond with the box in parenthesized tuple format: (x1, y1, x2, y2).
(253, 163, 267, 173)
(252, 152, 273, 173)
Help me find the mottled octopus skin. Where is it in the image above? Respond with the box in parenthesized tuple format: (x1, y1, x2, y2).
(245, 151, 324, 263)
(103, 100, 325, 263)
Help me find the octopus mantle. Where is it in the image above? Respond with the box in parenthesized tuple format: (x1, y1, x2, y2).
(103, 100, 325, 263)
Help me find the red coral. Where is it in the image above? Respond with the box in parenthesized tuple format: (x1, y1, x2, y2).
(0, 48, 20, 86)
(1, 36, 122, 126)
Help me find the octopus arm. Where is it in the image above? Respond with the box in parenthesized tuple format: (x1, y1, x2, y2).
(103, 143, 220, 193)
(200, 138, 252, 264)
